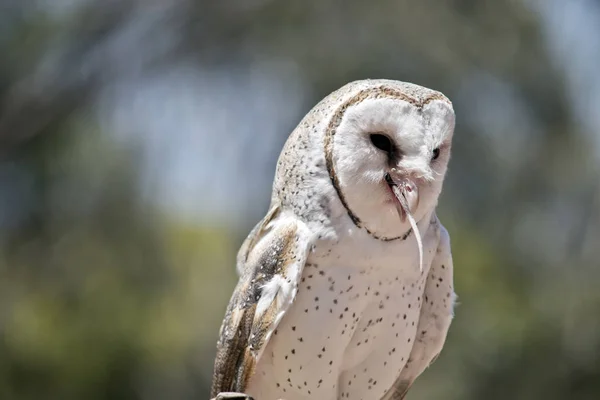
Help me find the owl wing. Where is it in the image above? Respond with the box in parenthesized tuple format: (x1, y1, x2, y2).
(382, 222, 456, 400)
(235, 205, 281, 276)
(211, 204, 314, 397)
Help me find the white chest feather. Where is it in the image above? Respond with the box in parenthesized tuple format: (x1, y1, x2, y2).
(247, 219, 441, 400)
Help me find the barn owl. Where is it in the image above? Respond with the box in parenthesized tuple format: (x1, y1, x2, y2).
(210, 79, 457, 400)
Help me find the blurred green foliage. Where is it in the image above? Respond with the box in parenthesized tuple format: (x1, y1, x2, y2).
(1, 1, 599, 399)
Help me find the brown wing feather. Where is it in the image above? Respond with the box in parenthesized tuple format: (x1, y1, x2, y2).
(211, 210, 313, 396)
(236, 205, 280, 276)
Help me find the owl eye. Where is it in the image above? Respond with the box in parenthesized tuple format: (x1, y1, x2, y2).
(370, 134, 393, 153)
(432, 147, 441, 161)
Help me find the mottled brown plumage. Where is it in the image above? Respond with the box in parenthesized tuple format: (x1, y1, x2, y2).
(212, 204, 313, 396)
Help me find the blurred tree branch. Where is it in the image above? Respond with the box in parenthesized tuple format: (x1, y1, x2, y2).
(0, 1, 189, 154)
(0, 2, 134, 151)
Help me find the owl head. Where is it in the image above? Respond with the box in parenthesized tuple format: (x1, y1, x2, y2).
(274, 80, 455, 242)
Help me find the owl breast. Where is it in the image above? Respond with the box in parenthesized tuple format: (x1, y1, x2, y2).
(246, 247, 429, 400)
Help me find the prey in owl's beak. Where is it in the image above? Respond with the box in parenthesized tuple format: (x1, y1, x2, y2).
(385, 170, 423, 272)
(384, 170, 419, 223)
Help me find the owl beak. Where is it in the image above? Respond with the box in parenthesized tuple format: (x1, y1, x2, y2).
(385, 170, 419, 222)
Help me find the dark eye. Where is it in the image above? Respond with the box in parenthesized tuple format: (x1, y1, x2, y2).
(432, 147, 441, 161)
(370, 134, 393, 153)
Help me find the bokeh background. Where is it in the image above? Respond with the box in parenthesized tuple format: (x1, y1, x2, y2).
(1, 0, 599, 399)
